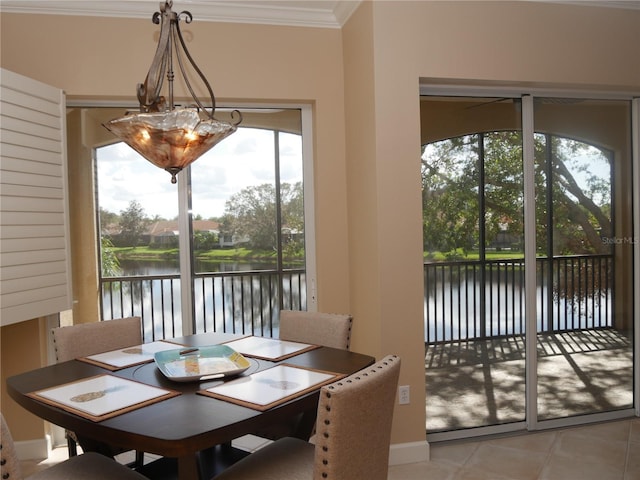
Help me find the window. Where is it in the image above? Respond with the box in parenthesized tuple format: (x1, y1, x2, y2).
(96, 107, 311, 341)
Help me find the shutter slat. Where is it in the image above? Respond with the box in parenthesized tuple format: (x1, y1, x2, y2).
(0, 85, 61, 117)
(0, 224, 66, 239)
(1, 261, 67, 281)
(1, 143, 63, 164)
(0, 170, 63, 189)
(0, 249, 67, 267)
(1, 194, 65, 213)
(1, 273, 68, 295)
(3, 285, 69, 308)
(1, 156, 63, 176)
(1, 114, 61, 142)
(1, 236, 66, 252)
(1, 211, 66, 225)
(2, 298, 71, 325)
(1, 101, 61, 129)
(0, 129, 62, 153)
(0, 184, 63, 200)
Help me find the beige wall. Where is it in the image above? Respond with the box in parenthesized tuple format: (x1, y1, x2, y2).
(1, 319, 48, 441)
(342, 0, 639, 446)
(1, 0, 639, 454)
(393, 0, 639, 89)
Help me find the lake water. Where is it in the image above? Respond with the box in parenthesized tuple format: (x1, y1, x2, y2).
(118, 259, 278, 276)
(103, 259, 304, 341)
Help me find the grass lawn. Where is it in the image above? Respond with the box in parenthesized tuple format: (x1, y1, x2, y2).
(114, 246, 524, 264)
(425, 250, 525, 262)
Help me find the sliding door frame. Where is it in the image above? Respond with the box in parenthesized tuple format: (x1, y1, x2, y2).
(421, 83, 639, 441)
(633, 97, 640, 419)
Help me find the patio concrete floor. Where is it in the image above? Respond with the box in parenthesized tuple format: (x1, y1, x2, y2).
(425, 328, 634, 432)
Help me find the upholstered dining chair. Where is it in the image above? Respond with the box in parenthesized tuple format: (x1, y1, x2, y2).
(50, 316, 144, 467)
(279, 310, 353, 350)
(247, 310, 354, 443)
(215, 355, 401, 480)
(51, 316, 142, 364)
(1, 413, 147, 480)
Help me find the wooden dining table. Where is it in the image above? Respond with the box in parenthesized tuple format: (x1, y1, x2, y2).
(6, 331, 375, 480)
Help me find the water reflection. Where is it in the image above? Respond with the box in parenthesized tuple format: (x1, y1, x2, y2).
(102, 259, 305, 342)
(118, 259, 278, 276)
(424, 258, 613, 343)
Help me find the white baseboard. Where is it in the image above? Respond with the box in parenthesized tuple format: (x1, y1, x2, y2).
(389, 440, 430, 465)
(15, 436, 50, 461)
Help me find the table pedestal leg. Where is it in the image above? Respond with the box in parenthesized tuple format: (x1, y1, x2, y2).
(293, 409, 317, 440)
(178, 455, 201, 480)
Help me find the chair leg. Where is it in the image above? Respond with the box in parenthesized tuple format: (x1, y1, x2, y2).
(134, 450, 144, 469)
(66, 434, 78, 457)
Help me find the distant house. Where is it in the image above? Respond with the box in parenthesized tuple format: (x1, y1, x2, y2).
(147, 220, 180, 247)
(101, 223, 122, 238)
(103, 219, 250, 248)
(282, 226, 304, 244)
(147, 220, 221, 247)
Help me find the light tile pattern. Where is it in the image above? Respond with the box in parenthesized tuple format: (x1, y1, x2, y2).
(389, 418, 640, 480)
(21, 418, 640, 480)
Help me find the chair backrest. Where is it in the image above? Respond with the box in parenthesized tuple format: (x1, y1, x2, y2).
(313, 355, 401, 480)
(1, 413, 24, 480)
(52, 317, 142, 362)
(279, 310, 353, 350)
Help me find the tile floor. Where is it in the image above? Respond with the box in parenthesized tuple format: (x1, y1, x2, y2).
(389, 418, 640, 480)
(21, 418, 640, 480)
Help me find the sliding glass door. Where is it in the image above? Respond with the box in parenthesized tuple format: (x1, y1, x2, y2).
(533, 98, 634, 422)
(422, 96, 527, 433)
(421, 93, 636, 440)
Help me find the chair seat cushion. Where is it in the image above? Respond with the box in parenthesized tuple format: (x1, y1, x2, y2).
(215, 437, 314, 480)
(28, 452, 147, 480)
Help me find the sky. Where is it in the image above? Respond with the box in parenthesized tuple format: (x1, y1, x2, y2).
(97, 127, 303, 220)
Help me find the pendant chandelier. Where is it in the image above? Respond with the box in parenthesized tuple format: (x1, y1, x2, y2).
(104, 0, 241, 184)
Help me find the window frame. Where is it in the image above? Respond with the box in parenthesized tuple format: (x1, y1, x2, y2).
(80, 101, 316, 337)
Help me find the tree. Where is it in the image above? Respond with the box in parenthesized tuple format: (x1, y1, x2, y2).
(422, 132, 612, 258)
(100, 236, 121, 277)
(542, 135, 611, 255)
(119, 200, 149, 247)
(422, 135, 481, 258)
(280, 182, 305, 258)
(193, 230, 218, 250)
(99, 208, 119, 229)
(222, 182, 303, 251)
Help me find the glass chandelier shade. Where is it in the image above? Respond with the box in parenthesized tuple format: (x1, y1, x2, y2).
(104, 0, 241, 184)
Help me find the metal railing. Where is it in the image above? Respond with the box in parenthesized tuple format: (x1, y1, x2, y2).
(424, 255, 613, 344)
(101, 255, 612, 345)
(100, 269, 306, 342)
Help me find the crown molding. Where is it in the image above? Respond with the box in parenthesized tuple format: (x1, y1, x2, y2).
(553, 0, 640, 9)
(1, 1, 637, 28)
(0, 0, 362, 28)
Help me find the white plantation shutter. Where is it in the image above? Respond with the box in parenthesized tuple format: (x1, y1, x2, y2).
(0, 68, 71, 326)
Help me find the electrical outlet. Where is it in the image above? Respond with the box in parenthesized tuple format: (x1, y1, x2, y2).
(398, 385, 410, 405)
